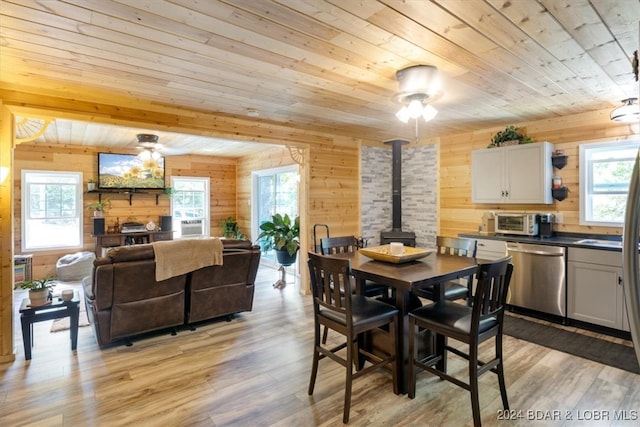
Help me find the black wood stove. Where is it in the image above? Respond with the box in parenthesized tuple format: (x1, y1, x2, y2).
(379, 139, 416, 247)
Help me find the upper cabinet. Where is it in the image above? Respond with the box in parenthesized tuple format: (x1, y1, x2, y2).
(471, 141, 554, 204)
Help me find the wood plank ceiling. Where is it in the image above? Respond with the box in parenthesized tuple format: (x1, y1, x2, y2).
(1, 0, 638, 155)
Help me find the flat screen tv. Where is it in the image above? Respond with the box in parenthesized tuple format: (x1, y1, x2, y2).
(97, 152, 165, 189)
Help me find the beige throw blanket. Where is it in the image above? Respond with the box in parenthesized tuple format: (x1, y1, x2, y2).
(152, 238, 223, 281)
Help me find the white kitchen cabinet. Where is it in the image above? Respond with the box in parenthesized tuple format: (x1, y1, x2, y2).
(567, 248, 629, 331)
(475, 238, 507, 261)
(471, 141, 554, 204)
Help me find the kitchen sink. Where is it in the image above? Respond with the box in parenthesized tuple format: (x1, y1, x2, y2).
(575, 239, 622, 247)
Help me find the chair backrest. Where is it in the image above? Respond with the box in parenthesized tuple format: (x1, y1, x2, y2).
(320, 236, 360, 255)
(471, 256, 513, 334)
(307, 252, 355, 324)
(436, 236, 477, 257)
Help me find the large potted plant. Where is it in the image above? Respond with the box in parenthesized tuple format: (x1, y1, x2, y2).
(258, 213, 300, 266)
(21, 276, 56, 306)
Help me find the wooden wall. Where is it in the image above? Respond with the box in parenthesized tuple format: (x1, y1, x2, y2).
(438, 109, 639, 238)
(306, 142, 361, 247)
(13, 143, 238, 278)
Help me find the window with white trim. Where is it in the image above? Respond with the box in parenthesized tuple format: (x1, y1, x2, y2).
(580, 139, 640, 226)
(170, 176, 210, 238)
(22, 170, 83, 251)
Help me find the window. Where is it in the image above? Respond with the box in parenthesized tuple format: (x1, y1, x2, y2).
(170, 177, 210, 238)
(580, 139, 640, 226)
(22, 170, 83, 251)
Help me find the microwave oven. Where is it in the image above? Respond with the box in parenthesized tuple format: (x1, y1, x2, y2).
(495, 213, 539, 236)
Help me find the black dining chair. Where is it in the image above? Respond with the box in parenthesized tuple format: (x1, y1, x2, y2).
(319, 235, 393, 344)
(414, 236, 477, 304)
(407, 256, 513, 427)
(320, 236, 390, 299)
(307, 252, 399, 424)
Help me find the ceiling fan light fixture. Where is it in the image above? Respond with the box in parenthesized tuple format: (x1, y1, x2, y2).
(138, 148, 161, 161)
(396, 106, 411, 123)
(610, 98, 639, 123)
(393, 65, 441, 126)
(406, 99, 424, 119)
(136, 133, 162, 159)
(422, 104, 438, 122)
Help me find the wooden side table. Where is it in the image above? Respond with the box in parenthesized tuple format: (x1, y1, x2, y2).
(19, 291, 80, 360)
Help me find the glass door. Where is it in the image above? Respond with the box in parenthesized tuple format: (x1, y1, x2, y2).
(253, 166, 299, 266)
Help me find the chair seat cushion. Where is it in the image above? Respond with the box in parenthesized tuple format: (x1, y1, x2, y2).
(320, 296, 398, 327)
(410, 301, 497, 335)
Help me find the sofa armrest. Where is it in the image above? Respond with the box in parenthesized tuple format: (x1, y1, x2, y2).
(93, 264, 115, 311)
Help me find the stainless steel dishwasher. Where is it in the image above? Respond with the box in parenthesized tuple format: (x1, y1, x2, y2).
(506, 242, 566, 317)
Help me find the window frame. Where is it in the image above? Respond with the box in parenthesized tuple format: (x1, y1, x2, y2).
(579, 139, 640, 227)
(21, 170, 84, 252)
(170, 176, 210, 238)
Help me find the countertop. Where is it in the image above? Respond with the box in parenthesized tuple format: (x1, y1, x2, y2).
(458, 232, 631, 252)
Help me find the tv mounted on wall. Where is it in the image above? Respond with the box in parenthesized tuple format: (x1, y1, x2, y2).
(97, 152, 165, 190)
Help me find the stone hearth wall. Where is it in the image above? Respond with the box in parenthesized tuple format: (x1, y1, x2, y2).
(361, 145, 437, 248)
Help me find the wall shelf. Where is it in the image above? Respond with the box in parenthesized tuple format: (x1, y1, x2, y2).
(552, 155, 568, 169)
(87, 189, 166, 205)
(552, 187, 569, 201)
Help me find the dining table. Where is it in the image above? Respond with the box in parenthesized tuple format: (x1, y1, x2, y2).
(330, 249, 482, 394)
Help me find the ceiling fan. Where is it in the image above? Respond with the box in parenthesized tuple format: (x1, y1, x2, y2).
(135, 133, 187, 158)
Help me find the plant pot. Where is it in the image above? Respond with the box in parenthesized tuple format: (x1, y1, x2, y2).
(93, 210, 104, 218)
(275, 248, 298, 266)
(87, 183, 96, 191)
(28, 289, 49, 306)
(500, 139, 521, 147)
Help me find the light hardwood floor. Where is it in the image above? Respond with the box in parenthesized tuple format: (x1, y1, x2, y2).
(2, 266, 640, 426)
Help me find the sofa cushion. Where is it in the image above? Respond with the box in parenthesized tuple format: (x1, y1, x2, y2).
(107, 244, 155, 262)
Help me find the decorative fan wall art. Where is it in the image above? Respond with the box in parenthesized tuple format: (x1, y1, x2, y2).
(14, 117, 51, 143)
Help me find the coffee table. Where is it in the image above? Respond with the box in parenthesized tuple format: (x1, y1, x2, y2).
(19, 291, 80, 360)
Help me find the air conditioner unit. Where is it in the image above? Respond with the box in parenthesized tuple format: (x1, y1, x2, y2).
(181, 219, 203, 237)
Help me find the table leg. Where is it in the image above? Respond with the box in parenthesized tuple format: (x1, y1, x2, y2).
(394, 289, 411, 394)
(20, 315, 32, 361)
(69, 303, 80, 351)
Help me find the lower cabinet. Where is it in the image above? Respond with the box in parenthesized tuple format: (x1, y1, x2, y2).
(567, 248, 629, 331)
(475, 238, 507, 261)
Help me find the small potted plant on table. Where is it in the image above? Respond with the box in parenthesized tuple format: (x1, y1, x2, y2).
(21, 276, 56, 306)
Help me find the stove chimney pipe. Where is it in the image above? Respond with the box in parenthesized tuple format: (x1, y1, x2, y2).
(384, 139, 409, 232)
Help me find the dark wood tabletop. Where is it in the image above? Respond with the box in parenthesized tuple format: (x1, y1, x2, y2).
(332, 251, 480, 302)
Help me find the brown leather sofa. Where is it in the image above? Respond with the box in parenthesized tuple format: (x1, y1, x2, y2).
(83, 239, 261, 346)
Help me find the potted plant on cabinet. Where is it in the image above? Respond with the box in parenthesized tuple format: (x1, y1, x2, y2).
(488, 125, 533, 148)
(20, 276, 56, 306)
(86, 197, 111, 217)
(257, 213, 300, 265)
